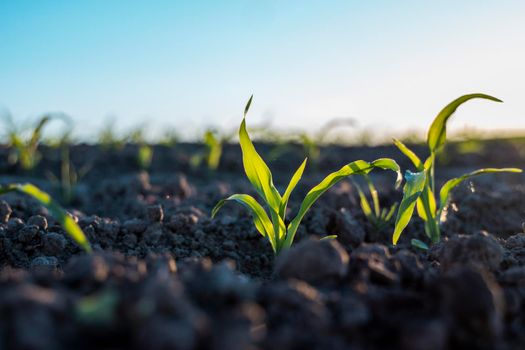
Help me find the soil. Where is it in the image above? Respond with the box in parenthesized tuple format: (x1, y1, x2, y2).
(0, 139, 524, 350)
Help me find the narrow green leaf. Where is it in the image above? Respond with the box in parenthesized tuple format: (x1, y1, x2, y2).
(320, 235, 337, 241)
(411, 238, 429, 250)
(0, 183, 92, 252)
(239, 99, 282, 210)
(204, 131, 222, 170)
(279, 158, 307, 219)
(439, 168, 522, 212)
(365, 176, 380, 217)
(284, 158, 401, 249)
(392, 170, 426, 245)
(416, 185, 436, 222)
(393, 138, 423, 170)
(369, 158, 403, 188)
(212, 193, 277, 251)
(244, 95, 253, 118)
(384, 202, 398, 222)
(29, 116, 52, 148)
(355, 182, 373, 218)
(427, 94, 502, 153)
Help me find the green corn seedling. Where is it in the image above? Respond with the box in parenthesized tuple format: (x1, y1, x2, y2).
(160, 128, 180, 147)
(212, 96, 402, 255)
(4, 115, 52, 171)
(99, 119, 125, 150)
(0, 183, 92, 252)
(203, 130, 223, 170)
(47, 136, 91, 204)
(352, 175, 398, 232)
(392, 94, 523, 247)
(127, 127, 153, 170)
(190, 129, 228, 171)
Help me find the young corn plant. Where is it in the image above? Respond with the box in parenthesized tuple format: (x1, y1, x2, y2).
(127, 127, 153, 170)
(4, 115, 52, 171)
(47, 134, 91, 204)
(212, 96, 402, 255)
(392, 94, 523, 248)
(0, 183, 92, 252)
(190, 129, 229, 171)
(98, 119, 125, 151)
(352, 175, 398, 232)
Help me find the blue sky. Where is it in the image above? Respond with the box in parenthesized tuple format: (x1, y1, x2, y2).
(1, 0, 524, 140)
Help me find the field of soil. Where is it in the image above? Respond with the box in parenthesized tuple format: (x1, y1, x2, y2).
(1, 139, 525, 350)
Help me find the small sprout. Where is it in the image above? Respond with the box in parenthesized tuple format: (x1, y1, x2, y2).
(160, 128, 180, 147)
(191, 129, 231, 171)
(0, 183, 92, 252)
(98, 118, 125, 150)
(352, 175, 398, 232)
(137, 144, 153, 169)
(75, 288, 118, 325)
(3, 114, 53, 171)
(203, 130, 223, 170)
(298, 133, 320, 163)
(268, 118, 356, 164)
(127, 127, 153, 170)
(392, 94, 522, 246)
(212, 96, 402, 255)
(47, 133, 91, 204)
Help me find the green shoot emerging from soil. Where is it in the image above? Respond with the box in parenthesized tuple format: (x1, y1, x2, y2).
(212, 96, 402, 255)
(127, 127, 153, 170)
(352, 175, 398, 232)
(0, 183, 92, 252)
(4, 115, 52, 171)
(47, 133, 91, 204)
(190, 129, 227, 171)
(392, 94, 522, 247)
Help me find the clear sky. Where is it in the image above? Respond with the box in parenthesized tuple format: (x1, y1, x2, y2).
(1, 0, 524, 140)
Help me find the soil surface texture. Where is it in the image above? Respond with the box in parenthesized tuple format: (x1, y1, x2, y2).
(1, 139, 525, 350)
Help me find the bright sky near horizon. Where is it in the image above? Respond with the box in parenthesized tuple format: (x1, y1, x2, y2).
(1, 0, 524, 140)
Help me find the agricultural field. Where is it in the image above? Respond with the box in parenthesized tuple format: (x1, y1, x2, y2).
(1, 96, 525, 349)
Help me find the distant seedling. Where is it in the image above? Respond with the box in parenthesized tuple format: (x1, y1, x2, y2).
(0, 183, 92, 252)
(352, 175, 398, 232)
(127, 127, 153, 170)
(212, 96, 402, 255)
(98, 119, 125, 151)
(3, 115, 52, 171)
(269, 118, 356, 164)
(190, 129, 230, 171)
(392, 94, 522, 248)
(47, 132, 91, 204)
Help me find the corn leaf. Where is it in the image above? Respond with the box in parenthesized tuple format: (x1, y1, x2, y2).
(369, 158, 403, 188)
(284, 158, 401, 248)
(204, 131, 222, 170)
(355, 182, 373, 218)
(212, 193, 277, 251)
(383, 202, 398, 222)
(393, 138, 423, 170)
(416, 185, 436, 222)
(29, 116, 51, 149)
(392, 170, 426, 245)
(439, 168, 522, 211)
(427, 94, 502, 153)
(279, 158, 307, 219)
(365, 176, 380, 217)
(320, 235, 337, 240)
(0, 183, 92, 252)
(411, 238, 429, 250)
(239, 98, 282, 210)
